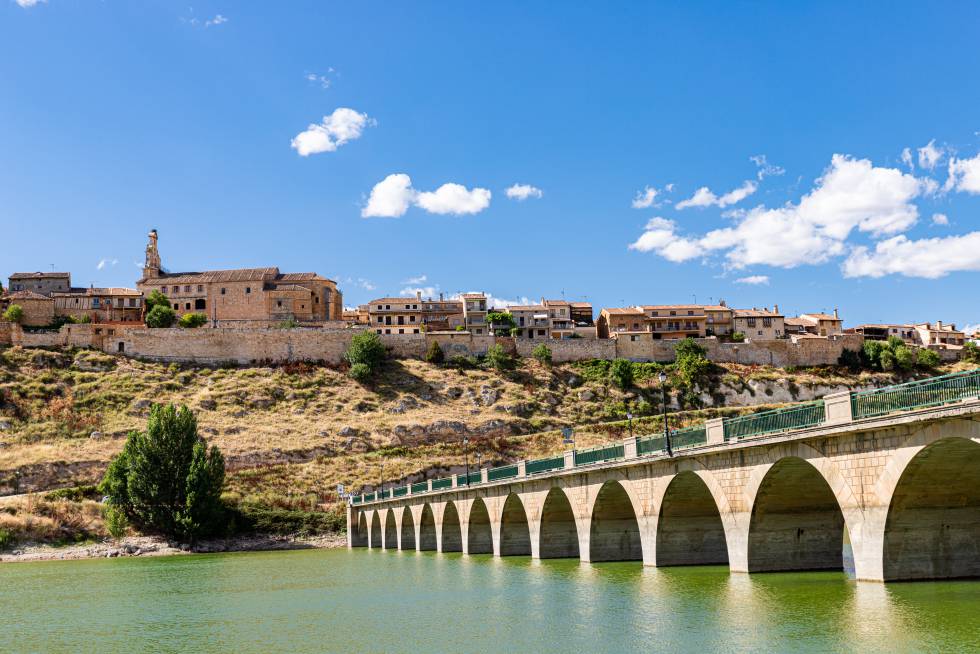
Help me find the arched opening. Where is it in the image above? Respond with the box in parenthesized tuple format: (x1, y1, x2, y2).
(884, 438, 980, 581)
(656, 472, 728, 566)
(384, 508, 397, 550)
(539, 488, 579, 559)
(400, 507, 416, 551)
(748, 457, 845, 572)
(419, 504, 437, 551)
(441, 502, 462, 552)
(351, 512, 368, 547)
(370, 512, 382, 549)
(500, 493, 531, 556)
(467, 498, 493, 554)
(590, 480, 642, 562)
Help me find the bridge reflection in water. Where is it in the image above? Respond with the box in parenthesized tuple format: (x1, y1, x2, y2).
(350, 370, 980, 582)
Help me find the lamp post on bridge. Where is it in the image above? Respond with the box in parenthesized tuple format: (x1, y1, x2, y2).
(659, 370, 673, 457)
(378, 460, 385, 499)
(462, 435, 471, 486)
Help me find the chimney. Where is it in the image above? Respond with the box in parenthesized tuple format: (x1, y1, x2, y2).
(720, 299, 726, 307)
(774, 304, 779, 314)
(439, 292, 444, 301)
(416, 290, 421, 301)
(937, 320, 943, 329)
(833, 307, 839, 319)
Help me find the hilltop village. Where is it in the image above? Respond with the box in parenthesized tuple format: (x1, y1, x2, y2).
(0, 230, 970, 367)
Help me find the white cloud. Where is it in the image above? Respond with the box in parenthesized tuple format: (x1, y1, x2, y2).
(750, 155, 785, 180)
(632, 154, 930, 272)
(932, 213, 949, 226)
(290, 108, 373, 156)
(415, 183, 491, 215)
(900, 147, 914, 170)
(735, 275, 770, 285)
(96, 258, 118, 270)
(362, 174, 492, 218)
(362, 173, 415, 218)
(450, 292, 530, 310)
(205, 14, 228, 27)
(676, 180, 757, 209)
(962, 324, 980, 338)
(945, 152, 980, 194)
(15, 0, 45, 6)
(631, 185, 661, 208)
(402, 274, 427, 285)
(305, 68, 335, 89)
(400, 286, 438, 298)
(843, 232, 980, 279)
(917, 139, 944, 170)
(505, 184, 543, 201)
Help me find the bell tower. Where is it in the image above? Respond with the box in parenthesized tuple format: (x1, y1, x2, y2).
(143, 229, 162, 279)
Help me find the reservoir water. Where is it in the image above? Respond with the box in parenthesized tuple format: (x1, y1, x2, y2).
(3, 548, 980, 653)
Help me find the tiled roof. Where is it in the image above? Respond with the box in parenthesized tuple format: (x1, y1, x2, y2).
(853, 323, 913, 329)
(569, 302, 593, 309)
(602, 307, 645, 315)
(784, 317, 808, 326)
(508, 304, 546, 311)
(640, 304, 705, 311)
(56, 287, 141, 297)
(542, 299, 571, 306)
(733, 308, 784, 317)
(144, 268, 278, 284)
(4, 290, 53, 301)
(8, 272, 70, 280)
(277, 272, 334, 283)
(267, 284, 313, 293)
(460, 292, 485, 298)
(368, 297, 424, 304)
(702, 305, 732, 312)
(800, 313, 841, 321)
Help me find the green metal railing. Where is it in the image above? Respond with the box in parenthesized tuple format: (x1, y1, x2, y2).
(575, 442, 625, 467)
(431, 477, 452, 490)
(851, 368, 980, 419)
(350, 369, 980, 505)
(526, 455, 565, 475)
(723, 400, 825, 440)
(487, 464, 519, 482)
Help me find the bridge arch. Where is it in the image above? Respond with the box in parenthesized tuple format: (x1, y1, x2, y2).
(351, 512, 368, 547)
(370, 511, 382, 549)
(538, 487, 580, 559)
(590, 479, 642, 562)
(419, 504, 437, 551)
(883, 436, 980, 580)
(500, 493, 532, 556)
(400, 506, 416, 550)
(656, 471, 728, 566)
(441, 501, 463, 552)
(383, 508, 397, 550)
(747, 455, 846, 572)
(467, 497, 493, 554)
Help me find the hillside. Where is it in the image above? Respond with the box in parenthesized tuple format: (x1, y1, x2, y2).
(2, 344, 964, 510)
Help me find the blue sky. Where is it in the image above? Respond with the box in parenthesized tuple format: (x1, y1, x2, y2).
(3, 1, 980, 329)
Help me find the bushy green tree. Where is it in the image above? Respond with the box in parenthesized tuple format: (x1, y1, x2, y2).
(964, 341, 980, 364)
(486, 311, 516, 333)
(610, 358, 633, 388)
(425, 340, 444, 364)
(894, 345, 916, 371)
(178, 312, 208, 328)
(344, 331, 386, 378)
(100, 404, 225, 542)
(531, 343, 552, 365)
(144, 289, 170, 311)
(348, 362, 372, 382)
(917, 348, 940, 369)
(484, 343, 514, 371)
(674, 337, 711, 388)
(145, 304, 176, 328)
(730, 331, 745, 343)
(2, 304, 24, 324)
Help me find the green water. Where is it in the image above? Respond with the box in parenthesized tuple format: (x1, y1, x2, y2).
(3, 549, 980, 653)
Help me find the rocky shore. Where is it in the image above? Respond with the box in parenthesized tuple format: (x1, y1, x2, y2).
(0, 532, 346, 564)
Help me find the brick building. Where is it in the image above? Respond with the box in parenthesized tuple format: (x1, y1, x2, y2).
(135, 230, 342, 325)
(6, 272, 72, 296)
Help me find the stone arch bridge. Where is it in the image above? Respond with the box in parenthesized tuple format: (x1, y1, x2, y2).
(348, 373, 980, 582)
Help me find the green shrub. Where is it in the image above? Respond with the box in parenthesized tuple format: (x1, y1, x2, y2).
(425, 340, 444, 364)
(0, 528, 15, 551)
(144, 289, 170, 311)
(484, 344, 514, 371)
(487, 311, 516, 333)
(879, 349, 896, 371)
(2, 304, 24, 324)
(99, 404, 226, 542)
(232, 504, 345, 536)
(44, 485, 100, 502)
(178, 312, 208, 328)
(145, 304, 176, 328)
(917, 348, 940, 369)
(344, 331, 386, 373)
(964, 341, 980, 364)
(675, 337, 711, 389)
(531, 344, 552, 365)
(894, 345, 916, 371)
(730, 331, 745, 343)
(610, 358, 633, 388)
(449, 354, 478, 369)
(349, 362, 372, 382)
(838, 348, 862, 371)
(103, 505, 129, 539)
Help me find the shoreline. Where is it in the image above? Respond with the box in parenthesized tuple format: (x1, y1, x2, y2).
(0, 532, 347, 564)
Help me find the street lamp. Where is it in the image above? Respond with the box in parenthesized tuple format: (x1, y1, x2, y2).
(659, 371, 673, 457)
(462, 435, 471, 486)
(378, 460, 385, 499)
(626, 410, 634, 440)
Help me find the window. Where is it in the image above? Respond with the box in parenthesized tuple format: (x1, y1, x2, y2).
(376, 329, 382, 334)
(197, 285, 203, 293)
(108, 329, 115, 336)
(385, 329, 391, 334)
(410, 316, 416, 322)
(172, 286, 179, 294)
(670, 311, 677, 316)
(688, 311, 694, 316)
(398, 329, 404, 334)
(631, 335, 638, 341)
(185, 303, 191, 310)
(129, 299, 137, 307)
(184, 285, 191, 293)
(385, 304, 390, 310)
(537, 329, 545, 336)
(195, 299, 205, 310)
(277, 301, 283, 308)
(762, 318, 772, 327)
(245, 287, 251, 294)
(221, 288, 226, 295)
(413, 329, 420, 334)
(376, 316, 383, 323)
